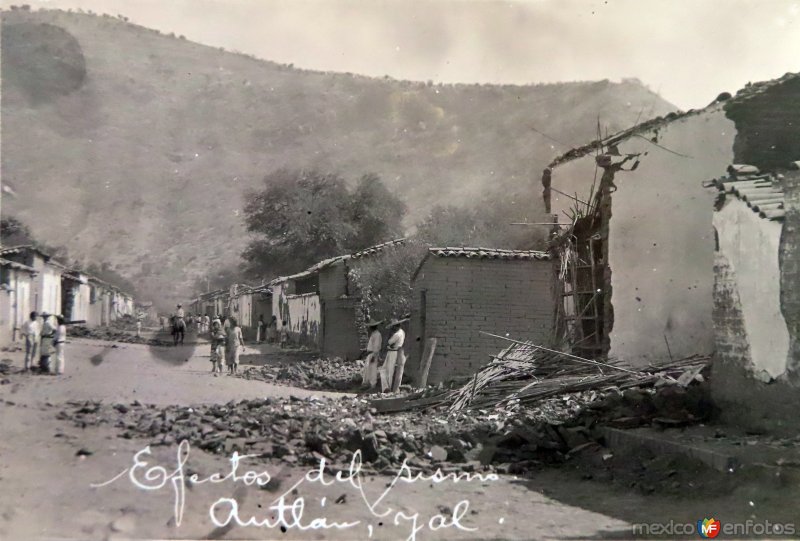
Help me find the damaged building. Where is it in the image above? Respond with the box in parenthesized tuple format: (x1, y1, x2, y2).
(546, 71, 800, 367)
(708, 162, 800, 434)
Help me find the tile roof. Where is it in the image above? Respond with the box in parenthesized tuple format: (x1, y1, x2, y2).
(428, 247, 552, 260)
(412, 247, 551, 282)
(548, 72, 800, 169)
(710, 164, 786, 221)
(350, 238, 407, 259)
(0, 258, 36, 273)
(270, 238, 408, 285)
(0, 244, 49, 258)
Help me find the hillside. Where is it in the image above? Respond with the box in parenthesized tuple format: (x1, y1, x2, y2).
(0, 9, 676, 308)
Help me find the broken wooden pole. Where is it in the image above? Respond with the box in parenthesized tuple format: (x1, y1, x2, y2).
(416, 337, 437, 388)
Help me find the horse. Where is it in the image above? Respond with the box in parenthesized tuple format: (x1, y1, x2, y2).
(171, 316, 186, 346)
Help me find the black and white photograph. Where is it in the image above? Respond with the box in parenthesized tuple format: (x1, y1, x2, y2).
(0, 0, 799, 539)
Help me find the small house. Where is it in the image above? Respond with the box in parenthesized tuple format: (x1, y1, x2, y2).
(0, 258, 36, 345)
(0, 245, 64, 316)
(87, 276, 112, 327)
(61, 270, 91, 323)
(408, 247, 556, 384)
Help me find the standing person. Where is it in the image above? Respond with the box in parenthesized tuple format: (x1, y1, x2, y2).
(279, 320, 289, 349)
(268, 315, 278, 344)
(381, 318, 407, 393)
(210, 315, 225, 374)
(203, 314, 210, 334)
(256, 315, 266, 344)
(361, 320, 383, 389)
(53, 315, 67, 375)
(222, 314, 231, 333)
(21, 311, 40, 372)
(39, 312, 56, 374)
(226, 317, 244, 375)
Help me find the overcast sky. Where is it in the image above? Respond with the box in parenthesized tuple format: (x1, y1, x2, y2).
(6, 0, 800, 109)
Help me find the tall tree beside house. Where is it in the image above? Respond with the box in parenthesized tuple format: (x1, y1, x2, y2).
(348, 239, 428, 323)
(349, 173, 407, 248)
(242, 169, 406, 277)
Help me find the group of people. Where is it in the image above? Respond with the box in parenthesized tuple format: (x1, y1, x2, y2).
(206, 313, 244, 375)
(20, 311, 68, 375)
(361, 317, 407, 393)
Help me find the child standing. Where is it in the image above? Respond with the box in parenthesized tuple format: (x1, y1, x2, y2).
(226, 317, 244, 375)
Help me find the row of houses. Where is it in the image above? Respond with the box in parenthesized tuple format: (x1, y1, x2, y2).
(190, 71, 799, 437)
(0, 245, 138, 345)
(191, 283, 272, 341)
(188, 238, 558, 385)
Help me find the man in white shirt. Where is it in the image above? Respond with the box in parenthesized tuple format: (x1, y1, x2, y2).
(361, 320, 383, 389)
(20, 311, 40, 372)
(53, 315, 67, 375)
(381, 318, 407, 392)
(175, 304, 185, 319)
(39, 311, 56, 373)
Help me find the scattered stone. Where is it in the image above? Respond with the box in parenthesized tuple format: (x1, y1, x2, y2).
(110, 515, 136, 533)
(429, 445, 448, 462)
(76, 448, 93, 457)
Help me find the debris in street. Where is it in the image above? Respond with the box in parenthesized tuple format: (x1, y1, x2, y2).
(59, 360, 713, 475)
(238, 357, 365, 391)
(69, 326, 173, 347)
(446, 340, 710, 412)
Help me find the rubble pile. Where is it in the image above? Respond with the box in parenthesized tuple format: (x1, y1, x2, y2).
(108, 315, 140, 331)
(70, 326, 173, 347)
(447, 340, 711, 413)
(59, 375, 712, 475)
(239, 358, 365, 392)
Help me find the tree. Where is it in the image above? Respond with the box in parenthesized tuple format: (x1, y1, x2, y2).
(415, 205, 479, 247)
(242, 169, 405, 278)
(348, 240, 427, 323)
(415, 185, 547, 250)
(0, 216, 35, 246)
(349, 173, 406, 248)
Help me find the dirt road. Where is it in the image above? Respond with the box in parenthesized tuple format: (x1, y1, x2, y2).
(0, 338, 630, 540)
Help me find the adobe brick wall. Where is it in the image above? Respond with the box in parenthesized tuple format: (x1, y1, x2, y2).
(780, 171, 800, 375)
(409, 257, 556, 384)
(712, 234, 800, 436)
(711, 253, 753, 374)
(319, 263, 348, 300)
(322, 297, 361, 360)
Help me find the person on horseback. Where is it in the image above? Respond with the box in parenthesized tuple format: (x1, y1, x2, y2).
(172, 304, 186, 346)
